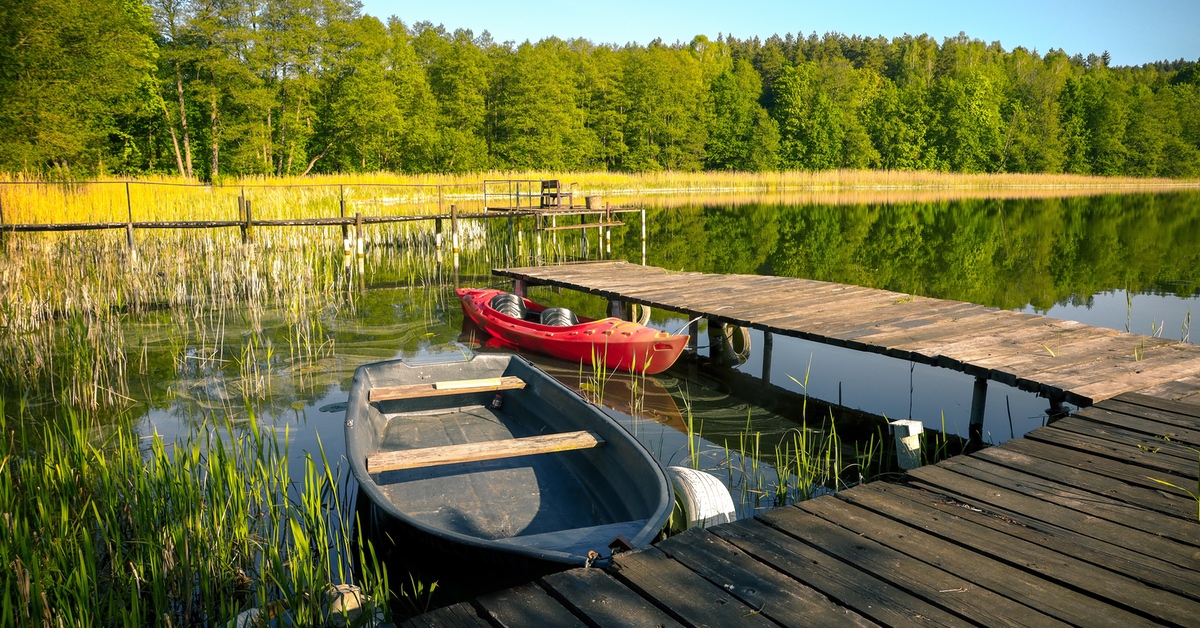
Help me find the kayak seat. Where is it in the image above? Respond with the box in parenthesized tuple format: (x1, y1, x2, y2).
(540, 307, 579, 327)
(490, 293, 527, 319)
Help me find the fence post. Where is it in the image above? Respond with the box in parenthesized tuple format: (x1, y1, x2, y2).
(125, 182, 135, 250)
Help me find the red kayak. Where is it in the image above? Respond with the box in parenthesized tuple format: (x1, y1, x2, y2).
(457, 288, 688, 375)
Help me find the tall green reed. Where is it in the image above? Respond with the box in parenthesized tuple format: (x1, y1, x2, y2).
(0, 402, 390, 627)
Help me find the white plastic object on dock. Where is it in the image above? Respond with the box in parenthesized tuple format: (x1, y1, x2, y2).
(890, 419, 924, 470)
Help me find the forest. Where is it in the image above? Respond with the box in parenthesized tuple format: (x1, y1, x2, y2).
(2, 0, 1199, 179)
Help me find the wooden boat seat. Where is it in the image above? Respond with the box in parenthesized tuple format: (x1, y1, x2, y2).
(369, 376, 525, 402)
(366, 430, 605, 473)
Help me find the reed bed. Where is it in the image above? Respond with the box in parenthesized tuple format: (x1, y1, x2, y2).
(3, 170, 1195, 225)
(0, 403, 390, 627)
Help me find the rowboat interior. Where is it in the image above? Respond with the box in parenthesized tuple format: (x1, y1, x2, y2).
(353, 355, 666, 561)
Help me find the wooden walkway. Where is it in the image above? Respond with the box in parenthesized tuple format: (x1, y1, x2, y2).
(493, 261, 1200, 407)
(402, 393, 1200, 627)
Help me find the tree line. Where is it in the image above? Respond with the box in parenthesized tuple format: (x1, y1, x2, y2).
(2, 0, 1198, 179)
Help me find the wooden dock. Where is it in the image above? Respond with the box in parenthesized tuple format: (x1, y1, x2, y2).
(494, 261, 1200, 408)
(403, 393, 1200, 627)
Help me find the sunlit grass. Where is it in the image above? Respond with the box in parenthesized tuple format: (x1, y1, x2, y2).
(3, 169, 1195, 225)
(0, 403, 390, 626)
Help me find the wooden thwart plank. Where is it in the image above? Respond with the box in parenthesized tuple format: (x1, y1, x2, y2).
(369, 375, 526, 402)
(366, 431, 603, 473)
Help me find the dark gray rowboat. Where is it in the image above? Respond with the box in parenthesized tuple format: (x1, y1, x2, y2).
(346, 353, 673, 575)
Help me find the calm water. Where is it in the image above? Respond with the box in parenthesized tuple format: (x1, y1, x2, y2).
(121, 191, 1200, 523)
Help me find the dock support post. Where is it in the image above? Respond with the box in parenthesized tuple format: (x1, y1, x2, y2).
(535, 214, 542, 265)
(451, 204, 459, 272)
(762, 331, 773, 383)
(608, 299, 623, 319)
(242, 199, 253, 244)
(688, 319, 700, 354)
(355, 212, 364, 258)
(513, 280, 526, 298)
(1046, 393, 1069, 423)
(969, 376, 989, 447)
(124, 182, 135, 252)
(890, 420, 925, 470)
(340, 184, 348, 245)
(640, 208, 647, 266)
(605, 203, 612, 257)
(435, 218, 443, 264)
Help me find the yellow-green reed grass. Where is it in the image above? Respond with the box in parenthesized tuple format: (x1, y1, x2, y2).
(4, 169, 1196, 226)
(0, 403, 390, 626)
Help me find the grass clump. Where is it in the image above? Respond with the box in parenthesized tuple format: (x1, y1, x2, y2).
(0, 404, 390, 627)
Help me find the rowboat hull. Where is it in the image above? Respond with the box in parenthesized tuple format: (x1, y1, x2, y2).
(346, 353, 673, 582)
(457, 288, 688, 375)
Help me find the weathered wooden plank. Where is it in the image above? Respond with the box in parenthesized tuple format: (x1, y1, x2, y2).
(975, 441, 1199, 520)
(975, 333, 1150, 385)
(1046, 417, 1200, 465)
(841, 483, 1200, 622)
(822, 301, 982, 340)
(654, 527, 877, 627)
(475, 581, 586, 627)
(610, 546, 777, 627)
(1024, 425, 1199, 488)
(788, 493, 1149, 627)
(538, 568, 683, 628)
(934, 453, 1200, 548)
(1072, 405, 1200, 447)
(365, 431, 603, 473)
(399, 602, 492, 628)
(1135, 375, 1200, 404)
(709, 518, 963, 627)
(1059, 352, 1200, 403)
(849, 310, 1028, 351)
(906, 465, 1200, 572)
(1111, 391, 1200, 419)
(757, 502, 1070, 627)
(369, 375, 526, 401)
(927, 322, 1112, 370)
(1095, 399, 1200, 432)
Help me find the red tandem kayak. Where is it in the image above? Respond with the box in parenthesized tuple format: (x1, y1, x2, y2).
(457, 288, 688, 375)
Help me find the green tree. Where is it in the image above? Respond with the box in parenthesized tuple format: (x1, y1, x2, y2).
(413, 24, 490, 172)
(621, 42, 707, 171)
(488, 39, 592, 170)
(705, 60, 779, 171)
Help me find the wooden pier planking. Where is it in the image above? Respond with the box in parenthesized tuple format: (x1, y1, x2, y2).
(404, 396, 1200, 628)
(493, 261, 1200, 405)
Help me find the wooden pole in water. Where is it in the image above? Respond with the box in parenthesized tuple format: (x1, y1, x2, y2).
(605, 203, 612, 257)
(761, 331, 773, 383)
(355, 211, 364, 258)
(640, 208, 647, 266)
(243, 199, 253, 243)
(124, 182, 135, 250)
(688, 319, 700, 354)
(340, 184, 348, 249)
(968, 375, 988, 448)
(450, 204, 459, 272)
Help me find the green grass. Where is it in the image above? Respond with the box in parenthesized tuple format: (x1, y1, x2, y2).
(0, 402, 390, 626)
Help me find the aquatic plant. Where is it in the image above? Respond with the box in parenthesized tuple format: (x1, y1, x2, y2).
(0, 403, 390, 626)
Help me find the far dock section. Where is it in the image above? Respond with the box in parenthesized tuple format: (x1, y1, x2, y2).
(494, 261, 1200, 409)
(404, 393, 1200, 627)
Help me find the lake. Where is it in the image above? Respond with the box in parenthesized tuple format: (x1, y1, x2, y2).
(8, 187, 1198, 613)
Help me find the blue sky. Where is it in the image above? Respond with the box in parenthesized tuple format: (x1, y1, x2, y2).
(357, 0, 1199, 66)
